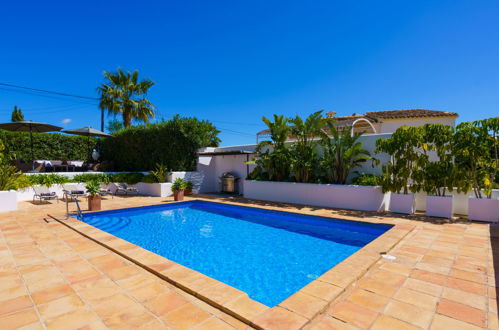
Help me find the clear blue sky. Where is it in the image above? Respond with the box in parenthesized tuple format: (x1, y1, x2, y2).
(0, 0, 498, 146)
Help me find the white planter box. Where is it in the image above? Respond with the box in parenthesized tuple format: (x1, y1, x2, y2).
(390, 193, 415, 214)
(243, 180, 388, 212)
(426, 195, 453, 218)
(134, 183, 172, 197)
(468, 198, 499, 223)
(0, 190, 18, 212)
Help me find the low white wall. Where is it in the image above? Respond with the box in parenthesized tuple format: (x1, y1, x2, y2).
(132, 183, 172, 197)
(243, 180, 388, 212)
(0, 190, 18, 212)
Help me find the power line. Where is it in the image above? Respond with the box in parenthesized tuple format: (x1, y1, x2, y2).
(0, 87, 98, 106)
(0, 82, 99, 100)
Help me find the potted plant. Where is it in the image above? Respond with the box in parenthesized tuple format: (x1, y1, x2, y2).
(454, 118, 499, 222)
(185, 181, 193, 195)
(86, 180, 102, 211)
(376, 126, 422, 214)
(172, 178, 187, 201)
(420, 124, 455, 218)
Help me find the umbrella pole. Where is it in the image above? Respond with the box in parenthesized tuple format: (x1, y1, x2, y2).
(30, 128, 35, 171)
(88, 135, 90, 164)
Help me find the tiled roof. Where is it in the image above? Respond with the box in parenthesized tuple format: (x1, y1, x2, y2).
(365, 109, 458, 120)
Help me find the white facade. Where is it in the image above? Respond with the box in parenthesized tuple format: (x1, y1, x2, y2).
(378, 116, 456, 134)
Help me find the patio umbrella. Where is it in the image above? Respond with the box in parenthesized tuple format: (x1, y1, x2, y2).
(0, 120, 63, 171)
(61, 126, 112, 162)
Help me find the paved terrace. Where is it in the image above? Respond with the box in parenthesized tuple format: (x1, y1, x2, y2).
(0, 195, 498, 329)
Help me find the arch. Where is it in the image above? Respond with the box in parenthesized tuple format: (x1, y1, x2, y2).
(351, 118, 377, 136)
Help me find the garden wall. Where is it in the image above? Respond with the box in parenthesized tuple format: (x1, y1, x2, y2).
(243, 180, 389, 212)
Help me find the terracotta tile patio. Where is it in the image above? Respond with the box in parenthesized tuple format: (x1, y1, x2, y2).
(0, 195, 498, 329)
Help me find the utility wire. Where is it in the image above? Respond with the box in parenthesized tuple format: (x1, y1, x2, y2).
(0, 82, 99, 100)
(0, 87, 98, 106)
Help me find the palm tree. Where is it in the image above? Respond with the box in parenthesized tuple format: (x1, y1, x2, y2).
(97, 68, 155, 127)
(321, 121, 373, 184)
(289, 110, 325, 182)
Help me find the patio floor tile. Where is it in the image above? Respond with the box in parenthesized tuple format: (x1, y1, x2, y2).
(1, 195, 498, 329)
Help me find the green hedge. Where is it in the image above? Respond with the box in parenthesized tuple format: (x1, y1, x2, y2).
(0, 130, 96, 161)
(100, 115, 220, 171)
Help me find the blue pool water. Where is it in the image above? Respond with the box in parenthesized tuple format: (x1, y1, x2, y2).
(81, 201, 391, 306)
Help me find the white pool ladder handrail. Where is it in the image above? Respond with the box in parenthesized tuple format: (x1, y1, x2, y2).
(66, 195, 83, 220)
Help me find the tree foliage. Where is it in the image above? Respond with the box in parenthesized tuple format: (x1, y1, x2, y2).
(11, 105, 24, 122)
(453, 118, 499, 198)
(100, 115, 220, 171)
(251, 115, 292, 181)
(375, 126, 422, 194)
(289, 111, 324, 183)
(249, 111, 373, 184)
(321, 120, 373, 184)
(0, 130, 95, 161)
(98, 68, 155, 127)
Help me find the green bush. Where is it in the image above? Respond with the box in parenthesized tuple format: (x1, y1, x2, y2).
(0, 130, 96, 161)
(110, 172, 145, 185)
(28, 174, 69, 186)
(100, 115, 220, 171)
(73, 173, 111, 184)
(351, 174, 381, 186)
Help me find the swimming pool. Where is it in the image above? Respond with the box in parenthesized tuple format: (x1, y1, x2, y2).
(81, 201, 391, 307)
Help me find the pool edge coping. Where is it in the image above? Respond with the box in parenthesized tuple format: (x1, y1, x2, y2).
(48, 197, 414, 329)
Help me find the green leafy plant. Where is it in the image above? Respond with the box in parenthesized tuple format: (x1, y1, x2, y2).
(375, 126, 423, 194)
(150, 163, 171, 183)
(288, 111, 324, 183)
(320, 121, 373, 184)
(418, 124, 456, 196)
(185, 181, 193, 190)
(453, 118, 499, 199)
(73, 173, 111, 184)
(352, 173, 381, 186)
(85, 180, 101, 197)
(251, 114, 292, 181)
(171, 178, 187, 191)
(28, 174, 68, 187)
(110, 172, 145, 185)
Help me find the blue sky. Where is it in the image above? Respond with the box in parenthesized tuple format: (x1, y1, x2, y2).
(0, 1, 498, 146)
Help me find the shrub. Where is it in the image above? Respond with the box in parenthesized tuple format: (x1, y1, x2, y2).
(0, 130, 96, 161)
(150, 163, 171, 183)
(100, 115, 220, 171)
(73, 173, 111, 184)
(110, 172, 145, 185)
(352, 174, 381, 186)
(28, 174, 69, 186)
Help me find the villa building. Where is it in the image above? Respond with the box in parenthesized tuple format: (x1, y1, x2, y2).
(257, 109, 458, 142)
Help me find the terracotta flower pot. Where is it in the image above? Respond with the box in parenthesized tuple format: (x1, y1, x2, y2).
(88, 195, 101, 211)
(173, 190, 184, 201)
(185, 188, 192, 196)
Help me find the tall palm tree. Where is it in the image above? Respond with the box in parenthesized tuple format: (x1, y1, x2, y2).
(97, 68, 155, 127)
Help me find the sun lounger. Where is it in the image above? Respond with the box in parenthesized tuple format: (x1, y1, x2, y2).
(62, 184, 86, 201)
(33, 186, 58, 204)
(113, 183, 139, 196)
